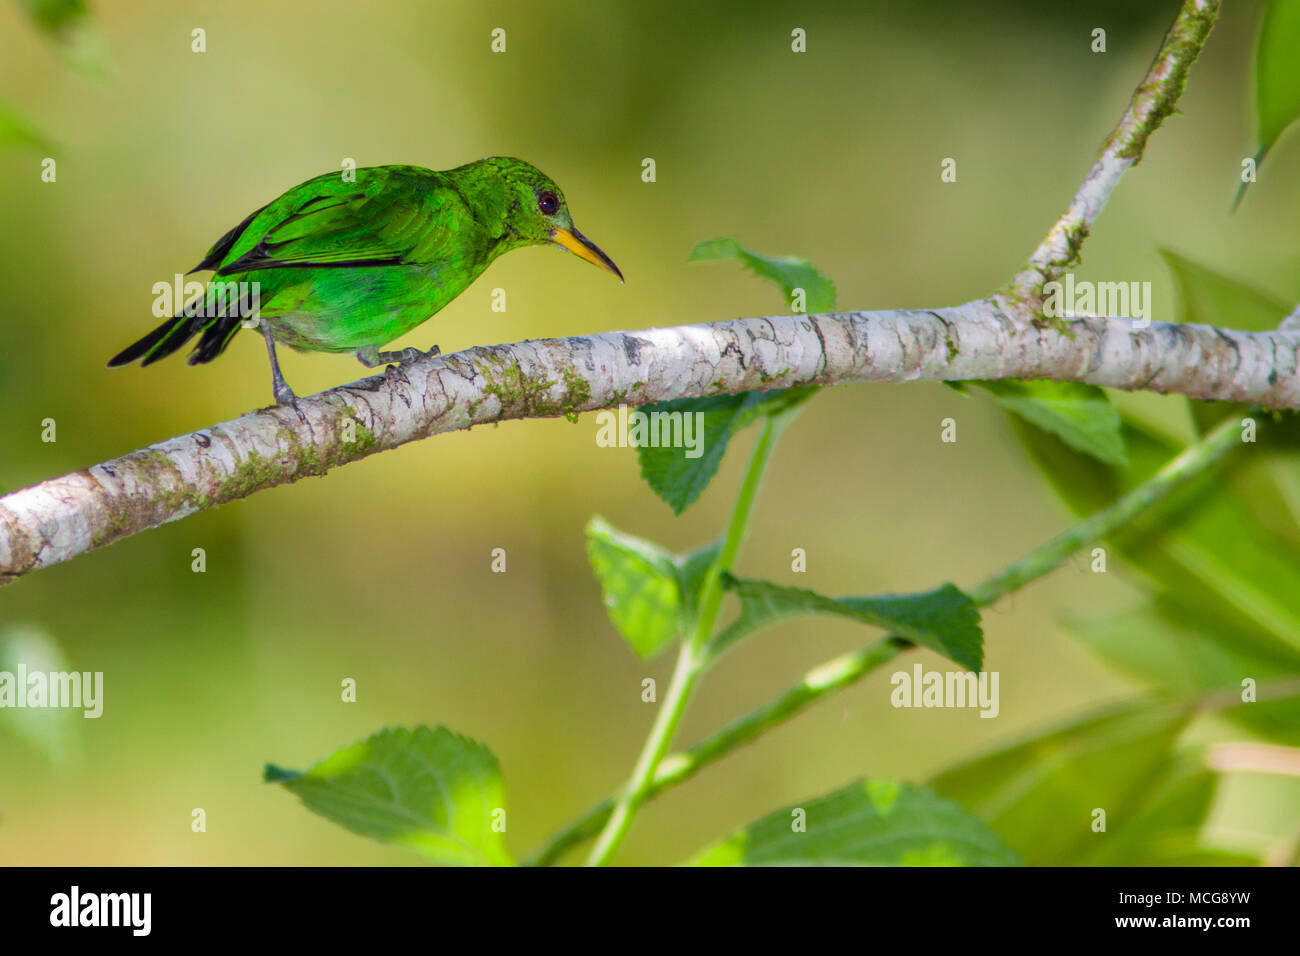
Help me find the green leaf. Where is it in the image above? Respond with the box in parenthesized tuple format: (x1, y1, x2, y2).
(1162, 249, 1292, 332)
(17, 0, 88, 38)
(0, 624, 84, 765)
(585, 517, 727, 656)
(689, 237, 836, 313)
(967, 380, 1127, 465)
(930, 701, 1194, 865)
(636, 394, 764, 516)
(1221, 688, 1300, 748)
(15, 0, 106, 78)
(637, 386, 816, 514)
(1252, 0, 1300, 169)
(1071, 599, 1300, 746)
(586, 516, 688, 657)
(689, 779, 1019, 866)
(1145, 491, 1300, 660)
(1074, 756, 1245, 866)
(674, 538, 724, 620)
(1131, 483, 1300, 658)
(712, 577, 983, 671)
(1070, 599, 1300, 696)
(264, 726, 512, 866)
(0, 100, 53, 152)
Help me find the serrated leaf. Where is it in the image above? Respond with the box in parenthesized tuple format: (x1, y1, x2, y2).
(586, 516, 687, 657)
(637, 387, 816, 514)
(689, 237, 836, 313)
(930, 701, 1193, 865)
(689, 779, 1019, 866)
(0, 624, 83, 765)
(636, 394, 763, 515)
(968, 379, 1126, 465)
(712, 577, 983, 671)
(265, 725, 512, 866)
(585, 517, 727, 656)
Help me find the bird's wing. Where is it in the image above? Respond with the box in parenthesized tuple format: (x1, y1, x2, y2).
(210, 168, 465, 276)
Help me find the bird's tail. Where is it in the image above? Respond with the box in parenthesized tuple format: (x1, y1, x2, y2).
(107, 287, 254, 368)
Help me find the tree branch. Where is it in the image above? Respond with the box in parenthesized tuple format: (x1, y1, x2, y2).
(1, 0, 1265, 588)
(2, 302, 1296, 586)
(1008, 0, 1218, 298)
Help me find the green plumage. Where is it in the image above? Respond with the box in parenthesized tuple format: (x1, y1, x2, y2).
(109, 157, 622, 404)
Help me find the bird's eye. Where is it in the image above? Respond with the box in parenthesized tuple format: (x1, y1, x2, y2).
(537, 191, 559, 216)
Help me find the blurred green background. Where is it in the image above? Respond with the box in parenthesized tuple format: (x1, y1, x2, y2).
(1, 0, 1297, 865)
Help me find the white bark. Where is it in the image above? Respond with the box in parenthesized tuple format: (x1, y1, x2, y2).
(2, 299, 1294, 584)
(1009, 0, 1218, 297)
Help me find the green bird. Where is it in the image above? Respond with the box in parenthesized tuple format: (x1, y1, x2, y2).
(108, 157, 623, 405)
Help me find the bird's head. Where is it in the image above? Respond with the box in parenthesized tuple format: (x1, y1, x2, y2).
(476, 157, 624, 282)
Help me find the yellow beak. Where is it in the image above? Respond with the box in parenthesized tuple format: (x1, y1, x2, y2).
(550, 226, 624, 283)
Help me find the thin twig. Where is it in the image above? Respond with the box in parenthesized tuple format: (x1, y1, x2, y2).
(1006, 0, 1219, 300)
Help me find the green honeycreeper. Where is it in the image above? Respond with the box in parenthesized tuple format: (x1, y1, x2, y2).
(108, 157, 623, 405)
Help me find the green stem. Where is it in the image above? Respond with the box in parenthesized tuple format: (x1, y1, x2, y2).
(533, 412, 1247, 866)
(690, 414, 790, 650)
(583, 412, 791, 866)
(968, 412, 1243, 606)
(528, 637, 908, 866)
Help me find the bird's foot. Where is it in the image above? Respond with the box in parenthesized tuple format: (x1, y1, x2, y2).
(392, 344, 442, 366)
(273, 383, 298, 407)
(355, 345, 442, 369)
(263, 325, 299, 408)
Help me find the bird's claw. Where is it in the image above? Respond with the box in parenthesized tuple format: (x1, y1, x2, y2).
(357, 344, 441, 370)
(392, 345, 439, 366)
